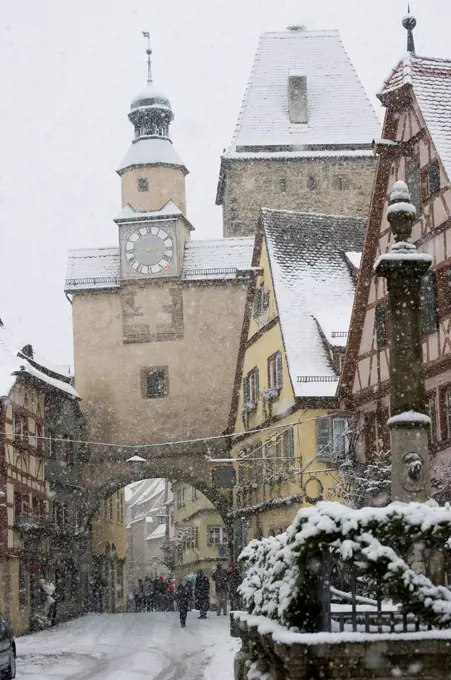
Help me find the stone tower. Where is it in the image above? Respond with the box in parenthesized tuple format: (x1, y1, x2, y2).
(216, 27, 381, 237)
(65, 42, 254, 461)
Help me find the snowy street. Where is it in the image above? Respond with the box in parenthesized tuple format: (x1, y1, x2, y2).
(16, 612, 239, 680)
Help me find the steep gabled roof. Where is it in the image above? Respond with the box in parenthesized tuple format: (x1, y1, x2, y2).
(262, 210, 364, 398)
(227, 30, 379, 154)
(0, 322, 78, 400)
(378, 55, 451, 181)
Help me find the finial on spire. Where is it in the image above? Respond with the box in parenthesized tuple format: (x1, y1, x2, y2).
(142, 31, 152, 85)
(402, 5, 417, 55)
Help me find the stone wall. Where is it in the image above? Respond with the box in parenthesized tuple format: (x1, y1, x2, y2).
(221, 155, 376, 237)
(235, 618, 451, 680)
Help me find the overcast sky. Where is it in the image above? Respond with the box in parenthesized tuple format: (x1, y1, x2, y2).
(0, 0, 449, 366)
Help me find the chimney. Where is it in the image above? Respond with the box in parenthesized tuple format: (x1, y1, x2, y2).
(288, 71, 308, 124)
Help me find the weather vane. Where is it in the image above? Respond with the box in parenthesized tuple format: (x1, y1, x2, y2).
(142, 31, 152, 85)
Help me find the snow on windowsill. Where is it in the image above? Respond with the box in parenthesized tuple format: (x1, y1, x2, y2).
(387, 410, 431, 427)
(234, 612, 451, 645)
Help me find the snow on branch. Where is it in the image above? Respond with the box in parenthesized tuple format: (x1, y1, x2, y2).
(239, 501, 451, 631)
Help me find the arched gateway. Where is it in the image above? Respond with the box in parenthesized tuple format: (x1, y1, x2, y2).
(81, 438, 234, 521)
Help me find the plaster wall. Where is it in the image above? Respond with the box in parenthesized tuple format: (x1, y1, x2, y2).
(121, 166, 187, 214)
(72, 282, 248, 445)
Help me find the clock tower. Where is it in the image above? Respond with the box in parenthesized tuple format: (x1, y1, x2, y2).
(116, 37, 191, 280)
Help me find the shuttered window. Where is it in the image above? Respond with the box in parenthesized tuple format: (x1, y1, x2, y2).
(316, 418, 332, 459)
(244, 368, 259, 408)
(375, 302, 388, 347)
(268, 352, 283, 390)
(316, 418, 348, 460)
(407, 160, 421, 214)
(436, 267, 451, 317)
(427, 161, 440, 197)
(420, 271, 438, 336)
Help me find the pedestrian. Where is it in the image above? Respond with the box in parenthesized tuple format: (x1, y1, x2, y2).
(212, 564, 229, 616)
(168, 578, 176, 611)
(228, 565, 242, 611)
(194, 570, 210, 619)
(143, 577, 153, 612)
(176, 578, 192, 628)
(39, 578, 56, 622)
(134, 579, 144, 612)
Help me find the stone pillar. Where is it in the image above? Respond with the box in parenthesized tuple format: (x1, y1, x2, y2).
(375, 181, 431, 503)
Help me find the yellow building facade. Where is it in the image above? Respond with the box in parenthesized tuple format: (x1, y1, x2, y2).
(229, 210, 365, 549)
(172, 481, 229, 595)
(91, 489, 127, 612)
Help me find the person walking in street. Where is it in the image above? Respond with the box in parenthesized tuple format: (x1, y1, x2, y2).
(176, 578, 192, 628)
(194, 570, 210, 619)
(212, 564, 229, 616)
(134, 579, 144, 612)
(229, 565, 242, 611)
(143, 577, 153, 612)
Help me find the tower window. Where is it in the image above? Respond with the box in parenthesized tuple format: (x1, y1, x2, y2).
(141, 366, 169, 399)
(280, 178, 287, 193)
(137, 178, 148, 192)
(333, 176, 349, 191)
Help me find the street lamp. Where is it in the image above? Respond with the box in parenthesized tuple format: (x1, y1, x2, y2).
(127, 454, 146, 476)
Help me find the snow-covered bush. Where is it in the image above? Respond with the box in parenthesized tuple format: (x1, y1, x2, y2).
(239, 501, 451, 631)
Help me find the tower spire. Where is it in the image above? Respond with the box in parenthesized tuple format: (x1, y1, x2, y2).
(142, 30, 152, 85)
(402, 5, 417, 55)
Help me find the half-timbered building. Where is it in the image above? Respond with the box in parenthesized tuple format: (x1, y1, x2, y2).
(0, 321, 80, 633)
(340, 14, 451, 493)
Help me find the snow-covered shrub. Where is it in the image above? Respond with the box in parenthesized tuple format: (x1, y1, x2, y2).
(239, 501, 451, 631)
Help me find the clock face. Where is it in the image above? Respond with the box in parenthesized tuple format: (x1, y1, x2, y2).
(125, 225, 173, 275)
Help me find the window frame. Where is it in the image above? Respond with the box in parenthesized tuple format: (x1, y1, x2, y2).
(267, 351, 283, 391)
(141, 366, 169, 399)
(427, 392, 438, 444)
(406, 159, 421, 215)
(441, 385, 451, 441)
(207, 525, 228, 546)
(244, 368, 260, 410)
(426, 161, 440, 198)
(137, 177, 149, 192)
(375, 301, 388, 348)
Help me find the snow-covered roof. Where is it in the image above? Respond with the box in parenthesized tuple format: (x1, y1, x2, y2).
(145, 523, 166, 541)
(261, 210, 364, 398)
(128, 478, 166, 509)
(182, 238, 255, 280)
(115, 200, 183, 223)
(65, 237, 255, 291)
(117, 137, 188, 175)
(378, 55, 451, 181)
(0, 323, 79, 400)
(65, 247, 120, 291)
(227, 30, 379, 154)
(345, 251, 362, 269)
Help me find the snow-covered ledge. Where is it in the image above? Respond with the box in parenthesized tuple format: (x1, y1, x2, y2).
(233, 612, 451, 680)
(387, 410, 431, 427)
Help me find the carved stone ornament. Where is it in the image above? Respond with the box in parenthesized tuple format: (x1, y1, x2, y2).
(401, 451, 425, 492)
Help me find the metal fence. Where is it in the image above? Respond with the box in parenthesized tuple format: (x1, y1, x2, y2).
(318, 553, 430, 634)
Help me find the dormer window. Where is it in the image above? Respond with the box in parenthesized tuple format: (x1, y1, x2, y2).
(287, 71, 308, 124)
(137, 177, 148, 192)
